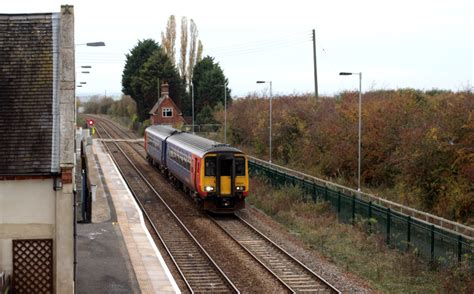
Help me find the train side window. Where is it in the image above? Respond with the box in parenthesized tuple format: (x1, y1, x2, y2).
(235, 157, 245, 176)
(205, 157, 216, 176)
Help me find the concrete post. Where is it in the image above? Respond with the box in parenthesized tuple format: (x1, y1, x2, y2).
(56, 5, 75, 293)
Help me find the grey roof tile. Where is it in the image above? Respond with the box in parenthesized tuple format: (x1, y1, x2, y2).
(0, 14, 55, 175)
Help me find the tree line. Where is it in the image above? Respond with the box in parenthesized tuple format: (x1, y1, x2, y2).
(223, 89, 474, 224)
(121, 15, 231, 124)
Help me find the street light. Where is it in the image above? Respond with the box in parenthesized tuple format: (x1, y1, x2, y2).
(76, 42, 106, 47)
(339, 72, 362, 192)
(216, 84, 228, 143)
(256, 80, 273, 163)
(190, 82, 195, 134)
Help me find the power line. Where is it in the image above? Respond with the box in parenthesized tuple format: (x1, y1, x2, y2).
(206, 32, 311, 56)
(75, 30, 314, 62)
(206, 30, 310, 51)
(209, 40, 310, 57)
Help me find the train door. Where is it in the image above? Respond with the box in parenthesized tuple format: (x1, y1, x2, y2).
(216, 154, 235, 196)
(192, 156, 200, 191)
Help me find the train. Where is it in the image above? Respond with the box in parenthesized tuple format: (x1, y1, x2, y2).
(144, 125, 249, 212)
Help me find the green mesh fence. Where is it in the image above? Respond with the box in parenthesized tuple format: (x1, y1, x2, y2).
(249, 161, 474, 267)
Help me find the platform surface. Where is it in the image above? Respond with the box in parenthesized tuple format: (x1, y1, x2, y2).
(76, 139, 179, 293)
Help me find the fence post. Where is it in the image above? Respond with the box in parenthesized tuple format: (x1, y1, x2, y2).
(312, 182, 316, 201)
(407, 216, 411, 250)
(337, 191, 341, 215)
(386, 208, 391, 245)
(368, 201, 372, 233)
(430, 224, 435, 263)
(457, 235, 462, 263)
(352, 195, 356, 225)
(324, 186, 328, 201)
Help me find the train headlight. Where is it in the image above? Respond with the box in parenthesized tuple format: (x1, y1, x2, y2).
(205, 186, 215, 192)
(236, 186, 245, 191)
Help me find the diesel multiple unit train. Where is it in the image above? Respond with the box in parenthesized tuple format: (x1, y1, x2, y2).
(144, 125, 249, 212)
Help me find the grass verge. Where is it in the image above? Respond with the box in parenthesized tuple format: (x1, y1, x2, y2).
(248, 177, 473, 293)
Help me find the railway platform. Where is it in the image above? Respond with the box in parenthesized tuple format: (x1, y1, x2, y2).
(76, 138, 179, 293)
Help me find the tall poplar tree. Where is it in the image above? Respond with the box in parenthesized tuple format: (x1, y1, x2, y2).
(161, 15, 176, 64)
(179, 16, 188, 80)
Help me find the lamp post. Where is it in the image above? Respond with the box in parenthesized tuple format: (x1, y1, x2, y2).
(339, 72, 362, 192)
(256, 80, 273, 163)
(216, 84, 228, 143)
(191, 82, 195, 134)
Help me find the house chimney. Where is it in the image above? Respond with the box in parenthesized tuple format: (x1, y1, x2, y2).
(161, 82, 169, 97)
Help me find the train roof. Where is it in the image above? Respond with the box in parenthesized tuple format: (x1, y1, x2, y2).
(146, 125, 242, 157)
(167, 132, 242, 157)
(145, 125, 179, 140)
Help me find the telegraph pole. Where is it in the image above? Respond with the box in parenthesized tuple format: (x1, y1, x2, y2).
(312, 29, 318, 99)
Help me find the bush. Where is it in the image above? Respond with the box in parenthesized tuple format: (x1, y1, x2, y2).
(138, 119, 151, 136)
(226, 90, 474, 224)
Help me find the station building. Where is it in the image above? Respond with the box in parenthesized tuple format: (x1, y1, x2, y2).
(0, 6, 75, 293)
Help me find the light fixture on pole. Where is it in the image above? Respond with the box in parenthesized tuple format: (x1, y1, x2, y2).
(256, 80, 273, 163)
(339, 72, 362, 192)
(75, 42, 106, 47)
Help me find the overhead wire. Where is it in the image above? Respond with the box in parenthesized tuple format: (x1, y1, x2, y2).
(75, 30, 314, 63)
(206, 31, 312, 57)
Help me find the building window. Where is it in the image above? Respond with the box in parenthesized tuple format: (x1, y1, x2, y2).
(162, 107, 173, 117)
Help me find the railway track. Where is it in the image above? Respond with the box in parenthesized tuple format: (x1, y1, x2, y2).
(212, 215, 340, 293)
(94, 118, 146, 160)
(94, 122, 239, 293)
(92, 116, 341, 293)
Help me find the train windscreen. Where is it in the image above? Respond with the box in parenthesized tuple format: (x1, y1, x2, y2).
(235, 157, 245, 176)
(205, 157, 216, 176)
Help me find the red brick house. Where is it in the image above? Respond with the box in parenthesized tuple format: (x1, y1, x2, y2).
(149, 82, 185, 126)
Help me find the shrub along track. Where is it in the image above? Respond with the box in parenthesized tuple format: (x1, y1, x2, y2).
(91, 115, 372, 293)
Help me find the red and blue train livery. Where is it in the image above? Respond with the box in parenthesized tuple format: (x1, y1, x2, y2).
(144, 125, 249, 212)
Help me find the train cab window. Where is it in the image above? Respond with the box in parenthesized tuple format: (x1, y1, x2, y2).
(235, 157, 245, 176)
(205, 157, 216, 176)
(220, 159, 232, 176)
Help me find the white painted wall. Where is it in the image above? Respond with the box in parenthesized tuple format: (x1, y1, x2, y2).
(0, 178, 55, 276)
(0, 179, 55, 224)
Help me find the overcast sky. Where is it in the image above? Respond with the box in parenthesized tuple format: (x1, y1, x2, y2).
(2, 0, 473, 97)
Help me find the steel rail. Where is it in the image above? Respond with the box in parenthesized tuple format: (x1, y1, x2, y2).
(95, 121, 240, 294)
(211, 214, 341, 293)
(95, 119, 147, 161)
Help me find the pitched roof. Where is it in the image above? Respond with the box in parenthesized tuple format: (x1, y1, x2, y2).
(0, 13, 60, 175)
(149, 94, 183, 115)
(149, 97, 165, 114)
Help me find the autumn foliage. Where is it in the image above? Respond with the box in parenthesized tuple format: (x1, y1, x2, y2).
(224, 90, 474, 224)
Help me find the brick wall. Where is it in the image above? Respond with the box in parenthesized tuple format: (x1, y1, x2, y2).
(150, 97, 184, 126)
